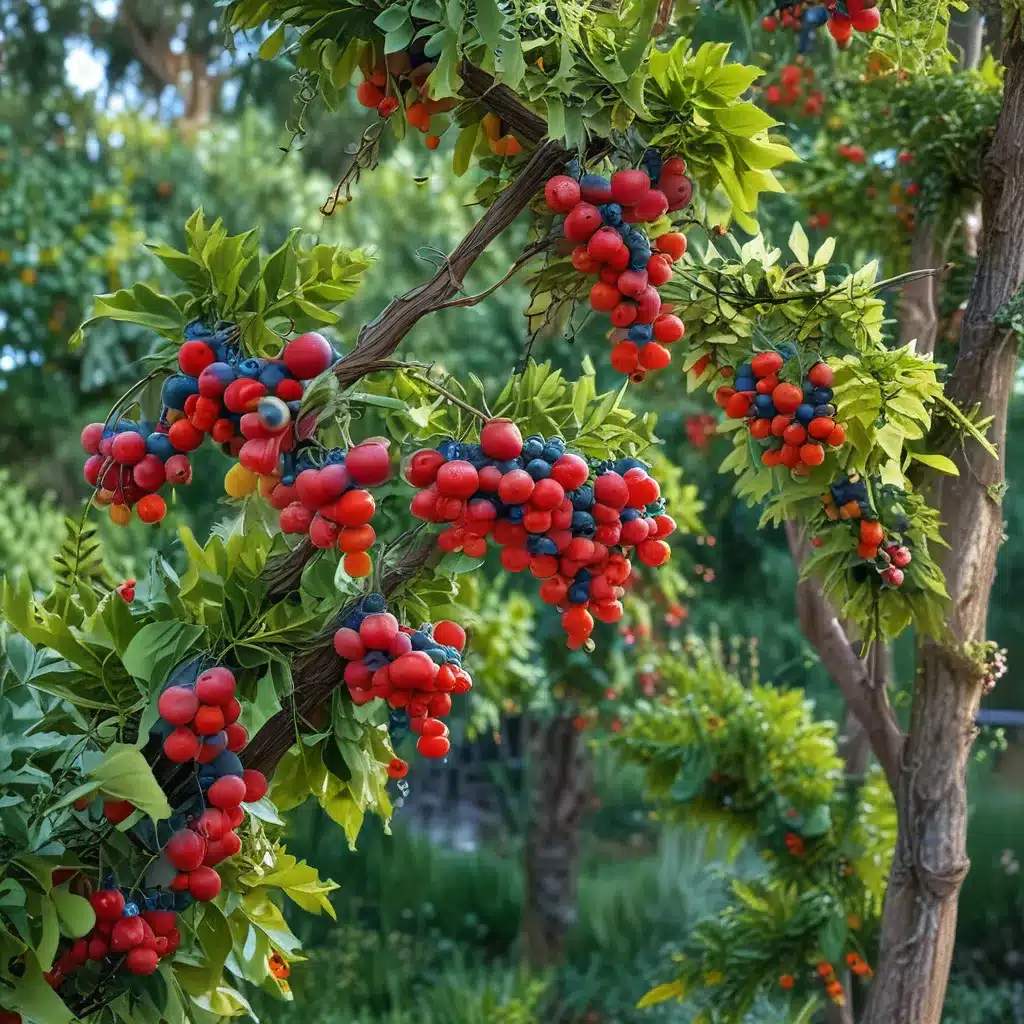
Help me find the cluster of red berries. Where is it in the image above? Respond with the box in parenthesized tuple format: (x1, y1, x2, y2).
(715, 353, 846, 471)
(355, 50, 457, 151)
(332, 594, 471, 763)
(151, 664, 267, 898)
(763, 63, 824, 118)
(405, 418, 676, 648)
(542, 152, 691, 381)
(838, 142, 867, 164)
(80, 324, 337, 526)
(760, 4, 810, 33)
(821, 480, 912, 587)
(817, 962, 848, 1006)
(825, 0, 881, 44)
(263, 438, 391, 578)
(47, 889, 181, 983)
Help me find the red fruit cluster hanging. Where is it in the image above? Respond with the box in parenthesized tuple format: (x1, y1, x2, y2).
(405, 418, 676, 648)
(825, 0, 881, 45)
(715, 354, 846, 473)
(763, 63, 824, 118)
(49, 891, 182, 982)
(264, 438, 391, 578)
(332, 595, 472, 762)
(542, 152, 692, 382)
(355, 50, 458, 150)
(152, 664, 267, 898)
(79, 325, 338, 526)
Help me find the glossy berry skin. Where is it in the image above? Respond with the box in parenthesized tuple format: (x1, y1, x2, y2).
(178, 340, 216, 377)
(166, 828, 206, 871)
(417, 734, 451, 759)
(563, 204, 603, 243)
(544, 175, 582, 213)
(387, 757, 409, 779)
(164, 726, 201, 762)
(194, 705, 226, 736)
(242, 768, 268, 803)
(433, 620, 466, 650)
(480, 419, 523, 460)
(111, 431, 147, 465)
(91, 888, 126, 922)
(195, 667, 236, 706)
(158, 686, 200, 726)
(610, 169, 651, 206)
(346, 442, 391, 486)
(282, 332, 334, 379)
(188, 866, 222, 902)
(111, 916, 145, 952)
(207, 774, 247, 809)
(103, 799, 134, 824)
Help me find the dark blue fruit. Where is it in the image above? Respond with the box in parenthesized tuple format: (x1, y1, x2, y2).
(526, 459, 552, 480)
(754, 395, 775, 416)
(572, 485, 594, 510)
(436, 439, 460, 460)
(362, 593, 387, 613)
(568, 583, 590, 604)
(628, 324, 653, 343)
(599, 203, 623, 226)
(571, 511, 596, 535)
(527, 536, 559, 556)
(796, 403, 815, 425)
(209, 751, 244, 778)
(522, 436, 545, 460)
(160, 374, 199, 411)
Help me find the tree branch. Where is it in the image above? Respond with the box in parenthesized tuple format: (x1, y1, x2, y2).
(785, 521, 904, 791)
(244, 533, 437, 777)
(458, 63, 550, 143)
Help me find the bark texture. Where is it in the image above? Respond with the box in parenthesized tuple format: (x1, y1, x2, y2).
(899, 223, 943, 356)
(864, 21, 1024, 1024)
(522, 715, 594, 968)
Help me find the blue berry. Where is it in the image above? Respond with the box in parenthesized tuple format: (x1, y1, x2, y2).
(507, 505, 525, 524)
(571, 511, 596, 535)
(184, 320, 212, 340)
(522, 435, 545, 460)
(210, 751, 244, 778)
(160, 374, 199, 411)
(526, 458, 552, 480)
(237, 358, 265, 379)
(628, 324, 653, 343)
(754, 394, 775, 416)
(541, 444, 562, 464)
(599, 203, 623, 226)
(527, 536, 559, 556)
(571, 485, 594, 510)
(614, 456, 646, 475)
(796, 403, 816, 425)
(494, 459, 521, 474)
(642, 148, 662, 181)
(146, 432, 175, 461)
(812, 387, 834, 404)
(814, 404, 837, 418)
(568, 583, 590, 604)
(436, 439, 460, 460)
(734, 376, 756, 393)
(621, 508, 640, 522)
(581, 173, 611, 199)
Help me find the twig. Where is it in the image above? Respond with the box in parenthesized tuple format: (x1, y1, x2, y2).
(428, 236, 557, 312)
(871, 263, 955, 293)
(408, 371, 490, 422)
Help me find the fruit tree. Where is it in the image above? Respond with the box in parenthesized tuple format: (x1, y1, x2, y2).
(1, 3, 1023, 1024)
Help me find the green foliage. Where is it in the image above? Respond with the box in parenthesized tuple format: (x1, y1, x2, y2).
(613, 634, 896, 1020)
(70, 208, 373, 356)
(0, 472, 67, 591)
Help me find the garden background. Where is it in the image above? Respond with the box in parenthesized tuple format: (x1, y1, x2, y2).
(2, 1, 1023, 1021)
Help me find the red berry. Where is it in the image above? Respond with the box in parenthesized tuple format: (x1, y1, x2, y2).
(188, 866, 222, 901)
(498, 469, 535, 504)
(166, 828, 206, 871)
(158, 686, 200, 726)
(610, 341, 640, 375)
(193, 705, 225, 736)
(772, 383, 804, 414)
(655, 232, 687, 261)
(309, 514, 341, 549)
(587, 226, 625, 263)
(346, 441, 391, 486)
(480, 419, 523, 461)
(563, 203, 603, 243)
(283, 332, 334, 379)
(436, 461, 479, 499)
(163, 726, 200, 762)
(207, 775, 247, 809)
(882, 566, 904, 586)
(807, 362, 834, 387)
(808, 417, 836, 440)
(571, 246, 601, 273)
(168, 419, 204, 453)
(111, 916, 145, 952)
(544, 175, 582, 213)
(225, 723, 248, 752)
(178, 340, 216, 377)
(594, 472, 629, 508)
(417, 734, 451, 759)
(433, 620, 466, 650)
(550, 453, 589, 490)
(635, 286, 662, 324)
(91, 888, 125, 922)
(111, 431, 147, 465)
(103, 799, 134, 824)
(242, 768, 268, 803)
(387, 757, 409, 779)
(165, 454, 192, 485)
(195, 667, 235, 706)
(646, 254, 673, 287)
(132, 454, 166, 492)
(334, 626, 366, 661)
(631, 188, 668, 222)
(195, 808, 228, 840)
(751, 352, 784, 378)
(405, 448, 446, 486)
(136, 493, 167, 524)
(589, 280, 622, 313)
(652, 314, 684, 343)
(637, 538, 671, 566)
(390, 652, 438, 690)
(81, 422, 105, 454)
(610, 169, 651, 206)
(360, 613, 399, 650)
(800, 442, 825, 466)
(279, 501, 314, 534)
(639, 342, 671, 371)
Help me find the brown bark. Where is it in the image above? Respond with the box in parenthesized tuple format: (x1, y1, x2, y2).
(522, 715, 594, 968)
(864, 20, 1024, 1024)
(785, 521, 904, 791)
(899, 223, 943, 356)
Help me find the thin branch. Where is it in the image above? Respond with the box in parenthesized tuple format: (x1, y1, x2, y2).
(407, 371, 490, 422)
(873, 262, 955, 294)
(428, 235, 556, 312)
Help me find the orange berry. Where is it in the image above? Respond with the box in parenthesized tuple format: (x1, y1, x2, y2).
(425, 135, 440, 150)
(109, 503, 132, 526)
(344, 551, 372, 577)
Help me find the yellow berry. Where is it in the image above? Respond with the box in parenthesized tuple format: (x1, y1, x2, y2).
(224, 463, 259, 498)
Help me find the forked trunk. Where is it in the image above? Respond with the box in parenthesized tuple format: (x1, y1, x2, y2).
(864, 19, 1024, 1024)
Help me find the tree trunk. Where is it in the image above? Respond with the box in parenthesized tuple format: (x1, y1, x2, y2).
(864, 19, 1024, 1024)
(522, 714, 593, 969)
(899, 223, 943, 356)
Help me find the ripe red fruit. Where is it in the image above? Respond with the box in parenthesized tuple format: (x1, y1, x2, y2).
(242, 768, 268, 803)
(652, 314, 684, 344)
(631, 188, 668, 222)
(158, 686, 200, 726)
(808, 417, 836, 440)
(725, 392, 753, 419)
(165, 453, 192, 485)
(800, 442, 825, 466)
(588, 226, 625, 262)
(390, 651, 438, 689)
(111, 916, 145, 952)
(645, 254, 673, 288)
(590, 280, 622, 313)
(343, 441, 390, 486)
(890, 546, 912, 568)
(783, 423, 807, 446)
(639, 342, 671, 371)
(571, 246, 601, 273)
(360, 612, 400, 650)
(771, 383, 804, 414)
(111, 431, 147, 465)
(480, 419, 523, 461)
(828, 13, 853, 40)
(655, 232, 687, 261)
(635, 286, 662, 324)
(193, 705, 225, 735)
(207, 775, 247, 809)
(433, 620, 466, 650)
(333, 626, 366, 661)
(103, 799, 134, 824)
(531, 478, 566, 511)
(134, 492, 166, 524)
(594, 472, 629, 508)
(195, 807, 228, 840)
(387, 757, 409, 779)
(163, 726, 200, 762)
(659, 173, 693, 212)
(188, 866, 222, 901)
(751, 352, 784, 378)
(404, 448, 445, 487)
(196, 667, 236, 706)
(166, 828, 206, 871)
(610, 341, 639, 375)
(882, 566, 904, 586)
(544, 175, 582, 213)
(851, 6, 880, 31)
(610, 169, 651, 206)
(225, 723, 248, 752)
(563, 203, 603, 243)
(550, 453, 589, 490)
(750, 418, 772, 440)
(283, 332, 334, 379)
(309, 514, 341, 549)
(860, 519, 885, 546)
(497, 469, 535, 504)
(417, 734, 451, 759)
(178, 340, 216, 377)
(807, 362, 834, 387)
(133, 454, 166, 492)
(81, 422, 105, 454)
(279, 502, 314, 534)
(91, 888, 125, 922)
(436, 460, 479, 499)
(609, 301, 636, 328)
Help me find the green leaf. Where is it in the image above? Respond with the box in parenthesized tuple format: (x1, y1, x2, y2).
(85, 744, 172, 823)
(7, 953, 74, 1024)
(788, 222, 810, 266)
(474, 0, 505, 49)
(121, 621, 206, 690)
(259, 24, 286, 60)
(637, 980, 685, 1008)
(452, 121, 480, 177)
(908, 451, 960, 475)
(71, 284, 185, 349)
(49, 886, 95, 939)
